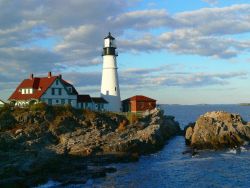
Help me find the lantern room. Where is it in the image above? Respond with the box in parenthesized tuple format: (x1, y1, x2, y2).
(104, 32, 116, 48)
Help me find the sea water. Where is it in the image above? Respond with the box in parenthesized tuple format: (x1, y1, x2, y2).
(83, 104, 250, 188)
(40, 105, 250, 188)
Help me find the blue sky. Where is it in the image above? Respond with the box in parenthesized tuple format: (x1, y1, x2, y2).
(0, 0, 250, 104)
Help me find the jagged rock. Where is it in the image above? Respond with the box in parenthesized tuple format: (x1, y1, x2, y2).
(185, 111, 250, 149)
(0, 105, 180, 187)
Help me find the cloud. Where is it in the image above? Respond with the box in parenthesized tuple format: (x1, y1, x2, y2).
(109, 9, 176, 30)
(175, 4, 250, 35)
(120, 30, 250, 58)
(202, 0, 218, 5)
(115, 4, 250, 58)
(159, 72, 248, 87)
(1, 2, 250, 72)
(1, 0, 250, 100)
(59, 67, 248, 92)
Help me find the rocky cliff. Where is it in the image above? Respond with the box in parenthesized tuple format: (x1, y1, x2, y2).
(185, 111, 250, 149)
(0, 104, 181, 187)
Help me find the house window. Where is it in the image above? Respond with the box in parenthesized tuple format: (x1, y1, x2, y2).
(56, 100, 59, 103)
(58, 88, 62, 95)
(61, 99, 65, 105)
(51, 88, 54, 95)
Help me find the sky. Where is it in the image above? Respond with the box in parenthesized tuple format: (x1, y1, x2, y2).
(0, 0, 250, 104)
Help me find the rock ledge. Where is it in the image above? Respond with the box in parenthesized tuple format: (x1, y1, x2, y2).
(185, 111, 250, 149)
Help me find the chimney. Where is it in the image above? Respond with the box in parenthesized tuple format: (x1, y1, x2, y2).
(58, 74, 62, 79)
(30, 73, 34, 80)
(48, 71, 52, 78)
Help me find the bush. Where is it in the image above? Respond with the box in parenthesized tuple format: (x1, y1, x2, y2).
(0, 111, 16, 131)
(83, 109, 98, 121)
(117, 119, 129, 132)
(29, 102, 48, 112)
(125, 113, 139, 124)
(0, 104, 12, 114)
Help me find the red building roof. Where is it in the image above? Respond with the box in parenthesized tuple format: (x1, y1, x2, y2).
(9, 73, 77, 101)
(122, 95, 156, 102)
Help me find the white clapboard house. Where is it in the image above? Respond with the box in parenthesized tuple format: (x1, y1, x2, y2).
(8, 72, 107, 111)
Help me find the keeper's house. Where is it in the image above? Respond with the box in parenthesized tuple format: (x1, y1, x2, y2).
(122, 95, 156, 112)
(8, 72, 107, 111)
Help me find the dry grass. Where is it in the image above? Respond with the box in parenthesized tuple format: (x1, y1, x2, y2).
(117, 119, 129, 132)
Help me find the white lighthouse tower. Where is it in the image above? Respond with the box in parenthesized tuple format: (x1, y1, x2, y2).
(101, 32, 121, 112)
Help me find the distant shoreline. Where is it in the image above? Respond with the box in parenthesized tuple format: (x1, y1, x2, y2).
(160, 104, 250, 106)
(238, 103, 250, 106)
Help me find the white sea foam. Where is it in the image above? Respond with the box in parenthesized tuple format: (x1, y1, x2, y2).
(35, 180, 61, 188)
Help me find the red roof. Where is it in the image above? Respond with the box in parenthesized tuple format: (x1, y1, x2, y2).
(9, 74, 78, 101)
(123, 95, 156, 102)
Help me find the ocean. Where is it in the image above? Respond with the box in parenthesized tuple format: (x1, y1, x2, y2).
(83, 104, 250, 188)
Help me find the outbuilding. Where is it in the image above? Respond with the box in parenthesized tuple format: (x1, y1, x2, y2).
(122, 95, 156, 112)
(91, 97, 108, 111)
(77, 95, 93, 110)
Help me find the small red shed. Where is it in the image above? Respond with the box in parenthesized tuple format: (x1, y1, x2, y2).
(122, 95, 157, 112)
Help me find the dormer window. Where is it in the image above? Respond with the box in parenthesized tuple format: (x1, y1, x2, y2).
(56, 79, 59, 85)
(20, 88, 33, 94)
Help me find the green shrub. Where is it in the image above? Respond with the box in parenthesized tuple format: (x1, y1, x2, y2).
(83, 109, 98, 121)
(29, 102, 48, 112)
(0, 104, 11, 114)
(0, 111, 16, 131)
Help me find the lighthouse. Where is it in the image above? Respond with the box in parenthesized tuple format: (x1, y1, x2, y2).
(101, 32, 121, 112)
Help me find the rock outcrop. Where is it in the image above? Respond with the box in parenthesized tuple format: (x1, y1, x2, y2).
(0, 104, 180, 187)
(185, 111, 250, 149)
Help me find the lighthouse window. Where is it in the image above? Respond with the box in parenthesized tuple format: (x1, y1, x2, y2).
(115, 87, 116, 91)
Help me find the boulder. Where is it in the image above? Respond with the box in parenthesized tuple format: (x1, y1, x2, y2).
(185, 111, 250, 149)
(100, 109, 181, 154)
